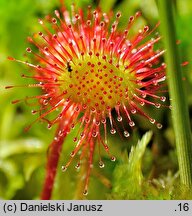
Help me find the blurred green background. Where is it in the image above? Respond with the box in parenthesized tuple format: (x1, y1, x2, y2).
(0, 0, 192, 199)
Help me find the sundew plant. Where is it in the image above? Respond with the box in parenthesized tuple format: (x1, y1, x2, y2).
(1, 0, 192, 200)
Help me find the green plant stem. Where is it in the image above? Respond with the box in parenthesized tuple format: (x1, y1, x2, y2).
(158, 0, 192, 186)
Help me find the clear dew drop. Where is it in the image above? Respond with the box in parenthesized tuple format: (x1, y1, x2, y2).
(58, 130, 63, 137)
(75, 163, 80, 169)
(117, 116, 122, 122)
(61, 166, 67, 172)
(75, 106, 80, 112)
(70, 151, 75, 157)
(54, 137, 58, 141)
(83, 189, 88, 196)
(157, 123, 163, 129)
(131, 109, 137, 114)
(99, 161, 105, 168)
(91, 107, 96, 112)
(141, 93, 146, 98)
(111, 156, 116, 162)
(95, 120, 100, 126)
(129, 121, 135, 127)
(26, 47, 32, 53)
(140, 101, 145, 106)
(58, 113, 62, 119)
(80, 132, 85, 138)
(101, 118, 106, 124)
(92, 131, 98, 137)
(104, 144, 109, 150)
(155, 103, 161, 108)
(161, 62, 166, 68)
(85, 118, 90, 124)
(149, 118, 156, 124)
(73, 137, 78, 142)
(131, 48, 137, 54)
(110, 128, 116, 134)
(160, 96, 166, 102)
(153, 80, 158, 85)
(82, 104, 87, 109)
(124, 130, 130, 137)
(31, 110, 37, 115)
(47, 124, 52, 129)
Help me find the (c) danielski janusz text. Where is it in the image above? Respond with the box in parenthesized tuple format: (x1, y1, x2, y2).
(20, 202, 103, 212)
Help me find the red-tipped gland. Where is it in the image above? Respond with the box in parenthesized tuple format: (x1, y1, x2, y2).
(7, 56, 15, 61)
(26, 47, 32, 53)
